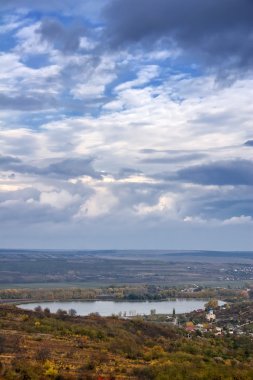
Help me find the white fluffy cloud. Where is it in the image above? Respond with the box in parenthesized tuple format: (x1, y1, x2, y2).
(76, 187, 118, 218)
(40, 190, 80, 209)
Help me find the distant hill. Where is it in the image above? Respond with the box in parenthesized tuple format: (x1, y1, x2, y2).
(0, 249, 252, 286)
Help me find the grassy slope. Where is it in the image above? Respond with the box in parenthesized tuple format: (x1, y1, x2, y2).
(0, 304, 253, 379)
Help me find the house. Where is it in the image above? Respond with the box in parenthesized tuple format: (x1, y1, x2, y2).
(185, 325, 195, 332)
(185, 321, 195, 332)
(215, 327, 222, 336)
(206, 309, 216, 322)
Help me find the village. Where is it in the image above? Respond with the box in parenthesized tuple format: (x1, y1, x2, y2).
(143, 296, 253, 339)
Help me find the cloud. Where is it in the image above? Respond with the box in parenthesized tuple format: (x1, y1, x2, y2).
(177, 159, 253, 186)
(0, 156, 101, 179)
(0, 0, 66, 9)
(0, 155, 21, 165)
(0, 0, 108, 23)
(104, 0, 253, 73)
(0, 199, 69, 223)
(134, 192, 178, 217)
(0, 0, 103, 12)
(141, 152, 206, 164)
(40, 189, 81, 209)
(70, 56, 116, 100)
(0, 1, 252, 249)
(0, 50, 60, 113)
(0, 186, 69, 223)
(183, 184, 253, 221)
(0, 93, 57, 111)
(115, 65, 160, 92)
(117, 168, 143, 179)
(223, 215, 253, 225)
(44, 158, 101, 179)
(0, 14, 26, 34)
(75, 187, 118, 218)
(0, 187, 40, 203)
(38, 19, 86, 53)
(0, 182, 94, 224)
(203, 198, 253, 220)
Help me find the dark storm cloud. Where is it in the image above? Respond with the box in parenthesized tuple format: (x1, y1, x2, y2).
(38, 19, 86, 53)
(177, 159, 253, 186)
(104, 0, 253, 71)
(0, 156, 101, 179)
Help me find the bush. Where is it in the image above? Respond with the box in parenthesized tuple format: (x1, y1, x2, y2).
(0, 335, 5, 354)
(35, 348, 50, 362)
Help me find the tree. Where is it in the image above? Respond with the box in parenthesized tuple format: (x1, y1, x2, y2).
(34, 305, 44, 317)
(68, 308, 77, 317)
(56, 308, 68, 319)
(205, 299, 218, 310)
(43, 308, 51, 317)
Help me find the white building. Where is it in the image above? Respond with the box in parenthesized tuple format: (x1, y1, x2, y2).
(206, 309, 216, 322)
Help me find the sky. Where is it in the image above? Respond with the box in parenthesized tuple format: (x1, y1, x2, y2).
(0, 0, 253, 250)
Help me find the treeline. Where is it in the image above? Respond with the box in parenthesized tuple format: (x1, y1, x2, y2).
(0, 285, 246, 303)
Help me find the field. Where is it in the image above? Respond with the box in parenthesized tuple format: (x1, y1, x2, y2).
(0, 250, 253, 287)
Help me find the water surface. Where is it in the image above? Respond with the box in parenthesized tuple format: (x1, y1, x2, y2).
(19, 299, 211, 316)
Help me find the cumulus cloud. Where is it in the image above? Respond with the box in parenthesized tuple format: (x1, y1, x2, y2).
(40, 189, 81, 209)
(134, 193, 178, 217)
(76, 187, 118, 218)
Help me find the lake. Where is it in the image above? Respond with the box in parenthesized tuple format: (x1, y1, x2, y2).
(18, 299, 213, 316)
